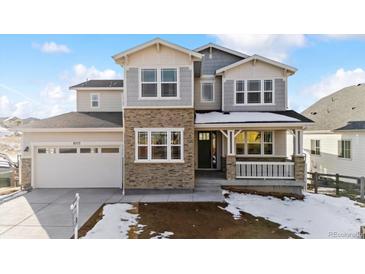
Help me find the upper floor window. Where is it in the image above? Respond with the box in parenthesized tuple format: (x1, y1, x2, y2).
(140, 68, 178, 98)
(338, 140, 351, 159)
(201, 82, 214, 102)
(234, 79, 275, 105)
(90, 94, 100, 108)
(310, 139, 320, 155)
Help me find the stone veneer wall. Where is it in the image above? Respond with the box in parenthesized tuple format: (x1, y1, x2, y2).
(225, 155, 236, 180)
(292, 155, 306, 181)
(124, 108, 195, 190)
(20, 158, 32, 189)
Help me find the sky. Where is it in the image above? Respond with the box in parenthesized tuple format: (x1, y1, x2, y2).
(1, 34, 365, 118)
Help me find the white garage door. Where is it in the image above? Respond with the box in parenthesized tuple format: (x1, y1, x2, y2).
(34, 145, 122, 188)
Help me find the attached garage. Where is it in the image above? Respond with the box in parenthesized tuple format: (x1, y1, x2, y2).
(34, 145, 122, 188)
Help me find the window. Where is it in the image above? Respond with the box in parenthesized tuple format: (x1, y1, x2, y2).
(338, 140, 351, 159)
(310, 140, 320, 155)
(140, 68, 178, 98)
(235, 80, 245, 104)
(135, 129, 183, 162)
(101, 147, 120, 153)
(37, 148, 56, 154)
(161, 69, 177, 97)
(235, 131, 274, 155)
(264, 80, 273, 103)
(91, 94, 100, 108)
(80, 148, 98, 153)
(141, 69, 158, 97)
(247, 80, 261, 104)
(201, 82, 214, 102)
(59, 148, 77, 154)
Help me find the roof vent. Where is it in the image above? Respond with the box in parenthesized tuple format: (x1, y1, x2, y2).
(310, 111, 317, 115)
(352, 107, 356, 110)
(223, 112, 230, 115)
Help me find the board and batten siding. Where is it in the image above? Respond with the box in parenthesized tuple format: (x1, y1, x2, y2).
(194, 76, 222, 110)
(223, 78, 286, 111)
(125, 67, 193, 107)
(303, 132, 365, 179)
(198, 48, 243, 76)
(77, 90, 123, 112)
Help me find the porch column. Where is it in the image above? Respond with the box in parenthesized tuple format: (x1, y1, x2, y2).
(292, 129, 305, 181)
(225, 130, 236, 180)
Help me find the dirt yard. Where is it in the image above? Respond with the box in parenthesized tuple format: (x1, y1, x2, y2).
(79, 202, 299, 239)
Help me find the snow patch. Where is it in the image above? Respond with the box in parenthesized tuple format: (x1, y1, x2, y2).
(83, 203, 139, 239)
(195, 111, 299, 124)
(223, 192, 365, 239)
(151, 231, 174, 239)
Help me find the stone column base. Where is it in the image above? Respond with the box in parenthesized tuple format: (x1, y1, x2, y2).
(226, 155, 236, 180)
(292, 155, 305, 181)
(20, 158, 32, 189)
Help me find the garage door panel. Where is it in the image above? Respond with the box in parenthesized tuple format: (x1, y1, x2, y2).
(35, 146, 122, 188)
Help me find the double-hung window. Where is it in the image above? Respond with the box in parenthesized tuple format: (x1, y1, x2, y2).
(338, 140, 351, 159)
(90, 94, 100, 108)
(264, 80, 273, 103)
(141, 68, 178, 98)
(235, 80, 245, 104)
(201, 82, 214, 102)
(136, 129, 183, 162)
(141, 69, 158, 97)
(247, 131, 262, 154)
(310, 140, 320, 155)
(235, 131, 273, 155)
(247, 80, 261, 104)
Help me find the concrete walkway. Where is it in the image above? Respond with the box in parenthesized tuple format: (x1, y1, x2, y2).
(0, 187, 224, 239)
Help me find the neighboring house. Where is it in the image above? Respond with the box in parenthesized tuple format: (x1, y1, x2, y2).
(302, 84, 365, 179)
(3, 116, 22, 128)
(18, 38, 312, 194)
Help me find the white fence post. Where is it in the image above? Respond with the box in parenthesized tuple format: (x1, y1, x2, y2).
(70, 193, 80, 239)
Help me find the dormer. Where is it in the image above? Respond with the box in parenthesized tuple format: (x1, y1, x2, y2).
(113, 38, 203, 108)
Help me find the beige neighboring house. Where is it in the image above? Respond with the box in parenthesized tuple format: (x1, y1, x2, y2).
(302, 84, 365, 179)
(18, 38, 312, 195)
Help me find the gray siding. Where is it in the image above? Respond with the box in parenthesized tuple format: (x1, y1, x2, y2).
(126, 67, 193, 107)
(199, 48, 243, 75)
(194, 76, 222, 110)
(77, 90, 123, 112)
(223, 79, 287, 111)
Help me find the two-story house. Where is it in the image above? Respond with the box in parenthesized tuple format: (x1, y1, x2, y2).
(18, 38, 312, 195)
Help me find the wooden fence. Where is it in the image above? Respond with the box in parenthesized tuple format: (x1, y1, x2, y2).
(307, 172, 365, 201)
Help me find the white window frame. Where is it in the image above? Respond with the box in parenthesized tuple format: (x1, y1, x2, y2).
(338, 139, 351, 160)
(90, 93, 100, 108)
(139, 68, 180, 100)
(200, 80, 215, 102)
(310, 139, 320, 155)
(235, 131, 275, 156)
(134, 128, 184, 163)
(234, 78, 276, 106)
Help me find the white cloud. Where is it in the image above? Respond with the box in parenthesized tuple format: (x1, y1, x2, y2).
(72, 64, 118, 83)
(33, 41, 71, 54)
(213, 34, 307, 62)
(41, 84, 66, 100)
(290, 68, 365, 111)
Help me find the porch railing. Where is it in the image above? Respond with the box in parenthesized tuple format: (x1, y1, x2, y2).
(236, 161, 295, 179)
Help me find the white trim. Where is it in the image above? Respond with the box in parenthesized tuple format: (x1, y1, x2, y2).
(123, 106, 194, 109)
(194, 43, 249, 59)
(90, 93, 100, 109)
(200, 80, 215, 103)
(216, 54, 297, 75)
(20, 127, 124, 133)
(195, 123, 311, 129)
(138, 67, 180, 100)
(73, 87, 123, 91)
(113, 38, 203, 62)
(134, 128, 184, 163)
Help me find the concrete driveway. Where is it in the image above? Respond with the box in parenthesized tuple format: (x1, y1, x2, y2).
(0, 188, 121, 239)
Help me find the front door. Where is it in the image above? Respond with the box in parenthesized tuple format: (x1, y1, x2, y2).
(198, 131, 217, 169)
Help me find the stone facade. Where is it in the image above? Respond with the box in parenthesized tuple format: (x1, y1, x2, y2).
(20, 158, 32, 189)
(124, 108, 195, 190)
(292, 155, 306, 181)
(225, 155, 236, 180)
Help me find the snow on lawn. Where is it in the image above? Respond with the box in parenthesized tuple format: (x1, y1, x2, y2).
(224, 191, 365, 239)
(83, 204, 139, 239)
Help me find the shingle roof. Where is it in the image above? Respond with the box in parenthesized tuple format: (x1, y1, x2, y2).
(302, 84, 365, 131)
(336, 121, 365, 131)
(70, 80, 123, 89)
(20, 112, 123, 129)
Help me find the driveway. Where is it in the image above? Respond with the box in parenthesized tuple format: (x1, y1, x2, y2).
(0, 188, 121, 239)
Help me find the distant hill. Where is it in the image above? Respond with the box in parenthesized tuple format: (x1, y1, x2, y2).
(302, 84, 365, 131)
(0, 117, 39, 128)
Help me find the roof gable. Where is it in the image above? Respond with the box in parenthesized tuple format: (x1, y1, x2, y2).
(194, 43, 249, 59)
